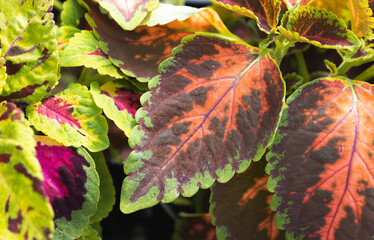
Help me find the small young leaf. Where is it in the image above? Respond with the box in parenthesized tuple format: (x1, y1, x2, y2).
(61, 0, 86, 27)
(267, 78, 374, 239)
(91, 0, 159, 30)
(279, 5, 360, 51)
(211, 0, 282, 33)
(60, 30, 124, 78)
(26, 83, 109, 152)
(85, 0, 233, 81)
(121, 34, 285, 213)
(210, 159, 284, 240)
(89, 152, 115, 223)
(90, 80, 142, 137)
(34, 136, 100, 240)
(173, 214, 217, 240)
(0, 102, 54, 240)
(0, 0, 59, 105)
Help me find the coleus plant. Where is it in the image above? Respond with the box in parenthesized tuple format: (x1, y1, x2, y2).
(0, 0, 374, 239)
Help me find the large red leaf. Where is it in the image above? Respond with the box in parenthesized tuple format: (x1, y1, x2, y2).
(84, 0, 229, 81)
(267, 78, 374, 239)
(210, 159, 285, 240)
(121, 34, 285, 213)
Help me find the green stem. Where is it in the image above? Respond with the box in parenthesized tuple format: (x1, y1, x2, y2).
(336, 60, 353, 75)
(53, 0, 63, 11)
(295, 51, 309, 81)
(355, 64, 374, 81)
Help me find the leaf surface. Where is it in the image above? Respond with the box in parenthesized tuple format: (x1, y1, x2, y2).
(0, 102, 54, 240)
(34, 136, 99, 240)
(210, 159, 284, 240)
(26, 83, 109, 152)
(93, 0, 159, 30)
(89, 152, 115, 223)
(0, 0, 59, 105)
(60, 30, 124, 78)
(267, 78, 374, 239)
(121, 34, 285, 213)
(348, 0, 374, 38)
(90, 80, 142, 137)
(85, 0, 233, 81)
(61, 0, 86, 27)
(279, 5, 359, 51)
(211, 0, 282, 33)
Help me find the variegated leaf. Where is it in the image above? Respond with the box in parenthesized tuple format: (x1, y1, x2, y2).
(0, 102, 54, 240)
(0, 0, 59, 105)
(26, 83, 109, 152)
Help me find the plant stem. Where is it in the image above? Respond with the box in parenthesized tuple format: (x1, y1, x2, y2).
(54, 0, 63, 11)
(355, 64, 374, 81)
(336, 60, 353, 75)
(295, 51, 309, 81)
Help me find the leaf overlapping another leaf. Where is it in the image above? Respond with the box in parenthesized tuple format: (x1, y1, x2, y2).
(121, 34, 285, 214)
(84, 0, 235, 81)
(34, 136, 100, 240)
(210, 159, 284, 240)
(26, 83, 109, 152)
(267, 78, 374, 239)
(0, 102, 54, 240)
(279, 5, 360, 52)
(91, 80, 142, 137)
(0, 0, 59, 105)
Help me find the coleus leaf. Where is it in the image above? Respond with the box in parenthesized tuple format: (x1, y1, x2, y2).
(348, 0, 374, 39)
(61, 0, 86, 27)
(34, 136, 99, 240)
(56, 26, 81, 52)
(0, 102, 54, 240)
(90, 80, 142, 138)
(279, 5, 360, 52)
(92, 0, 159, 31)
(267, 78, 374, 239)
(305, 0, 351, 22)
(77, 224, 101, 240)
(60, 30, 124, 78)
(84, 0, 234, 81)
(26, 83, 109, 152)
(139, 3, 200, 27)
(121, 34, 285, 213)
(89, 152, 115, 223)
(210, 159, 284, 240)
(211, 0, 282, 33)
(0, 0, 59, 105)
(173, 214, 217, 240)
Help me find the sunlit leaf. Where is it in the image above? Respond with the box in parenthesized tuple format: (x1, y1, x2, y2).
(61, 0, 86, 27)
(173, 214, 217, 240)
(93, 0, 159, 30)
(89, 152, 115, 223)
(26, 83, 109, 152)
(60, 30, 124, 78)
(85, 0, 234, 81)
(56, 26, 81, 52)
(90, 80, 142, 137)
(139, 3, 200, 26)
(279, 5, 360, 51)
(211, 0, 282, 33)
(267, 78, 374, 239)
(210, 159, 284, 240)
(348, 0, 374, 39)
(0, 102, 54, 240)
(0, 0, 59, 105)
(34, 136, 99, 240)
(306, 0, 351, 22)
(121, 34, 285, 213)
